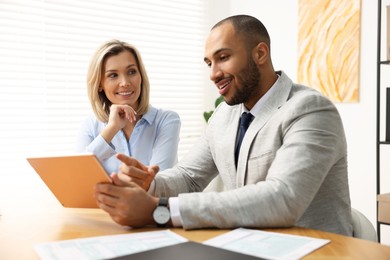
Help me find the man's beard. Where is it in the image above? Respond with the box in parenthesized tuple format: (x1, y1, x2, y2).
(226, 58, 260, 106)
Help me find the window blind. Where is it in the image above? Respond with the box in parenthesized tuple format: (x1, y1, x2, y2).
(0, 0, 208, 172)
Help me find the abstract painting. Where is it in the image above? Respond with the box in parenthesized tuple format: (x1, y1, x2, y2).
(298, 0, 361, 102)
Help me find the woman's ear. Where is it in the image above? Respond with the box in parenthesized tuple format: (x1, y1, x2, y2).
(252, 42, 269, 65)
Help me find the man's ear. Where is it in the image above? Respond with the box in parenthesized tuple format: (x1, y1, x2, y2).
(252, 42, 269, 65)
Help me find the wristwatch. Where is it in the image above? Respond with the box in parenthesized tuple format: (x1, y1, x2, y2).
(152, 197, 170, 227)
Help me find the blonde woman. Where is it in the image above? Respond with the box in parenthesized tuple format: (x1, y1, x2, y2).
(76, 40, 181, 175)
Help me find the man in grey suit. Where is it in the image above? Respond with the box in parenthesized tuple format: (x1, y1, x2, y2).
(94, 15, 353, 236)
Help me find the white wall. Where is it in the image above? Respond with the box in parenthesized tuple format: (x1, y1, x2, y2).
(205, 0, 390, 244)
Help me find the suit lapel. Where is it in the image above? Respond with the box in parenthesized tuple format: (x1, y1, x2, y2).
(224, 105, 241, 188)
(236, 72, 293, 186)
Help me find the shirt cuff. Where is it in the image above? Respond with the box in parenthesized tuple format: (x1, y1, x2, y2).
(88, 134, 116, 160)
(147, 180, 156, 194)
(169, 197, 183, 227)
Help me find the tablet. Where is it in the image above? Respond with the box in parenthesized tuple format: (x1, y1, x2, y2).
(109, 241, 263, 260)
(27, 154, 112, 208)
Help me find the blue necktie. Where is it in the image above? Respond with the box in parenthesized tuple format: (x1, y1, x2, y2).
(235, 112, 253, 166)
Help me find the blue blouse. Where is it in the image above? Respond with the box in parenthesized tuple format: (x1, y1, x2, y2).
(75, 105, 181, 175)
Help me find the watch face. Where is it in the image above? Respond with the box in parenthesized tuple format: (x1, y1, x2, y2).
(153, 206, 170, 225)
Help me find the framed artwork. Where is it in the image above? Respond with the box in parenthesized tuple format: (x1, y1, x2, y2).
(298, 0, 361, 102)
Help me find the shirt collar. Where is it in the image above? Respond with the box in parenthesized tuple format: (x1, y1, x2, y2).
(139, 105, 157, 125)
(240, 73, 281, 117)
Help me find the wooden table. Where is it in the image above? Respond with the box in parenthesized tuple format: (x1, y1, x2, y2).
(1, 167, 390, 260)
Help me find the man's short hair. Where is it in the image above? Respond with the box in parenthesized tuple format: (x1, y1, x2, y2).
(212, 15, 271, 50)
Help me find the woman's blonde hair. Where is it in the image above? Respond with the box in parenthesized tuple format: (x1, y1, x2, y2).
(86, 39, 150, 122)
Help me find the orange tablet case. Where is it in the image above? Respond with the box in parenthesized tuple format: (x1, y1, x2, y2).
(27, 154, 112, 208)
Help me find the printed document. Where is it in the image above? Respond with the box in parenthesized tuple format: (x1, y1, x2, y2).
(204, 228, 330, 260)
(34, 230, 187, 260)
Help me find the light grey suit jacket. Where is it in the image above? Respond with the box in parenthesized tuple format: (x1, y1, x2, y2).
(154, 71, 353, 236)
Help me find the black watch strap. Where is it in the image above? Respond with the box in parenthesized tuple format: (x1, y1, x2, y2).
(158, 197, 169, 207)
